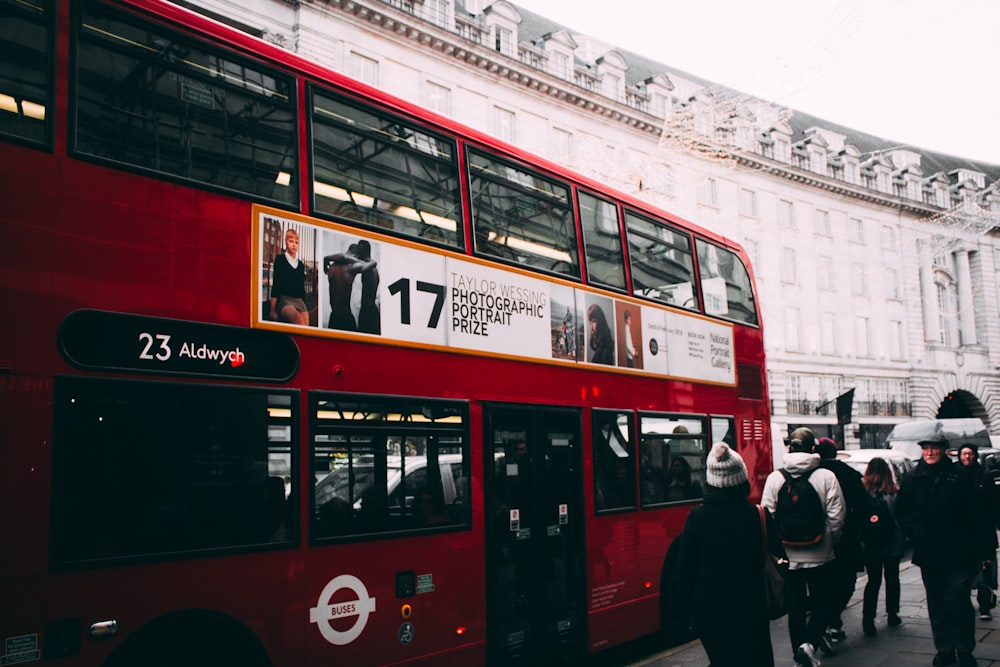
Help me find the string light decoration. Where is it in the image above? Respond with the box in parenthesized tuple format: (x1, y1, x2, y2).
(920, 186, 1000, 247)
(656, 85, 792, 166)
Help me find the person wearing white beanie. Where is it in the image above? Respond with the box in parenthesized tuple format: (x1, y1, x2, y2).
(706, 441, 749, 489)
(671, 442, 786, 666)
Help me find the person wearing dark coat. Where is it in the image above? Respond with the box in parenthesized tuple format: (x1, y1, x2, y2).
(672, 442, 787, 667)
(897, 433, 979, 667)
(860, 456, 905, 637)
(816, 437, 871, 643)
(957, 443, 1000, 620)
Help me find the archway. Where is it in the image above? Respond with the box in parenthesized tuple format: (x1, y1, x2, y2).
(935, 389, 989, 424)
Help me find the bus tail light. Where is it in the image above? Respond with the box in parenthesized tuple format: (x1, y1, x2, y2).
(455, 626, 467, 636)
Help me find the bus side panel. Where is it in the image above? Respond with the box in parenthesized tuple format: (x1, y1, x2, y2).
(51, 156, 252, 327)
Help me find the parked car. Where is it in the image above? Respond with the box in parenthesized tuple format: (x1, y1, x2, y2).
(885, 418, 990, 461)
(836, 448, 915, 484)
(314, 453, 465, 512)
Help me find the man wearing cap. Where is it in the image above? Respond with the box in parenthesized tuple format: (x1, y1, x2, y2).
(897, 432, 979, 667)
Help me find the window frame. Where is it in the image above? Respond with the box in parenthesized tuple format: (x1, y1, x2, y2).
(51, 376, 299, 568)
(71, 0, 299, 206)
(592, 409, 637, 514)
(638, 412, 708, 509)
(310, 392, 471, 544)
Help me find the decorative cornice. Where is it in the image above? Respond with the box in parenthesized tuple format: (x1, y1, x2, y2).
(318, 0, 953, 218)
(323, 0, 663, 133)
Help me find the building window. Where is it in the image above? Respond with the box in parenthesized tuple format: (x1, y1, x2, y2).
(813, 209, 831, 236)
(492, 106, 515, 142)
(421, 81, 451, 116)
(937, 282, 953, 346)
(426, 0, 449, 27)
(550, 127, 571, 163)
(851, 263, 867, 296)
(348, 52, 379, 86)
(850, 217, 865, 244)
(885, 267, 900, 300)
(821, 312, 837, 354)
(699, 178, 717, 207)
(855, 317, 871, 357)
(495, 27, 513, 56)
(846, 163, 859, 184)
(739, 189, 757, 217)
(775, 139, 790, 162)
(778, 200, 795, 228)
(817, 255, 834, 291)
(880, 225, 896, 250)
(551, 51, 569, 79)
(786, 307, 801, 351)
(889, 320, 903, 359)
(782, 247, 797, 284)
(652, 93, 669, 118)
(603, 73, 621, 102)
(649, 162, 673, 196)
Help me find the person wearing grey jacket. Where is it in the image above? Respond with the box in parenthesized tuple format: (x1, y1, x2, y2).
(761, 428, 845, 667)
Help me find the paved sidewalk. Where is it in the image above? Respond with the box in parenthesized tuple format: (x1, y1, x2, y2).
(645, 559, 1000, 666)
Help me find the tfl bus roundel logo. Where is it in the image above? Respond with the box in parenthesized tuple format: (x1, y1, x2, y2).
(310, 575, 378, 645)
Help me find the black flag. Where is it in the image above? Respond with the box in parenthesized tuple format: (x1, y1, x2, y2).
(836, 388, 855, 426)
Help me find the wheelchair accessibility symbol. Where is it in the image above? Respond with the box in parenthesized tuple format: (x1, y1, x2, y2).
(310, 574, 378, 645)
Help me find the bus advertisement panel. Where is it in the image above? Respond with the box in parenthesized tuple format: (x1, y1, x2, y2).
(253, 205, 736, 387)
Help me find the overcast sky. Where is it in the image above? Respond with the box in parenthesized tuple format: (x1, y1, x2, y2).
(510, 0, 999, 166)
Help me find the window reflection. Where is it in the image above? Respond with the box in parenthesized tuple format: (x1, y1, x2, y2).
(470, 149, 579, 278)
(696, 239, 759, 325)
(579, 191, 627, 290)
(625, 211, 698, 310)
(639, 414, 706, 506)
(312, 394, 470, 539)
(593, 411, 635, 512)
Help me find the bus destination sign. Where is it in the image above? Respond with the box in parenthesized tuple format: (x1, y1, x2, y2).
(58, 310, 299, 382)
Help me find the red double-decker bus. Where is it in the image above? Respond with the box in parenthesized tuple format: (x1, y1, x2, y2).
(0, 0, 771, 664)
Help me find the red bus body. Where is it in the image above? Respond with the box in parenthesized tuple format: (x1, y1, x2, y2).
(0, 0, 771, 664)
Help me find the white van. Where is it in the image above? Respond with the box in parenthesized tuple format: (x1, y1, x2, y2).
(885, 418, 990, 461)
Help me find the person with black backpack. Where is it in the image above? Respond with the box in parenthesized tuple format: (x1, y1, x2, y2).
(816, 437, 870, 644)
(761, 428, 845, 667)
(859, 456, 904, 637)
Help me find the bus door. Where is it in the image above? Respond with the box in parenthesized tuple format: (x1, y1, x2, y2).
(484, 404, 585, 665)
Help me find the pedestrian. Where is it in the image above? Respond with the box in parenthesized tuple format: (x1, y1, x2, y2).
(859, 456, 905, 637)
(761, 428, 845, 667)
(897, 433, 979, 667)
(815, 436, 870, 644)
(672, 442, 786, 667)
(957, 443, 999, 620)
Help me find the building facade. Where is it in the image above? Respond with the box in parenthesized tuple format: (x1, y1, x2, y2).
(182, 0, 1000, 455)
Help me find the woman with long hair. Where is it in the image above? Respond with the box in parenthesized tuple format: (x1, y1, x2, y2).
(586, 303, 614, 365)
(860, 457, 904, 637)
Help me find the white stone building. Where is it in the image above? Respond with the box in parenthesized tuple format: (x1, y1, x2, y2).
(180, 0, 1000, 453)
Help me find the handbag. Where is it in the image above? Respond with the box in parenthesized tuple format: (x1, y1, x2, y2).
(757, 504, 789, 620)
